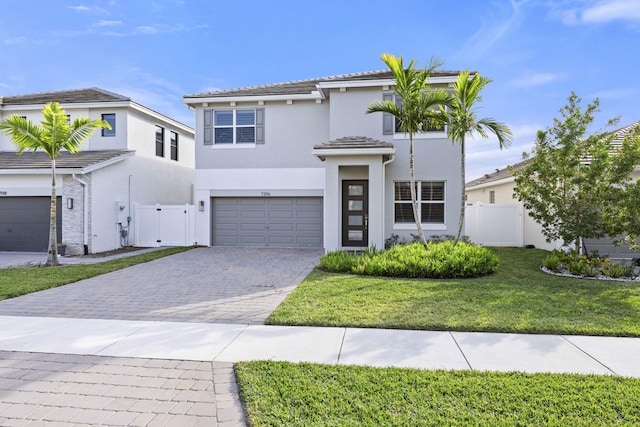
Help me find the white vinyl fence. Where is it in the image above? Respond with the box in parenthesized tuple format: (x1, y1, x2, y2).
(465, 202, 523, 247)
(134, 204, 195, 247)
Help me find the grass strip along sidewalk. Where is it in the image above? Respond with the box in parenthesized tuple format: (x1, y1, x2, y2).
(268, 247, 640, 337)
(0, 247, 192, 300)
(236, 361, 640, 427)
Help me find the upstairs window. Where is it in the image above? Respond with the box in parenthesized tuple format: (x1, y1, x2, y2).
(155, 126, 164, 157)
(215, 109, 255, 144)
(489, 190, 495, 204)
(203, 108, 264, 146)
(394, 181, 445, 224)
(170, 131, 178, 161)
(102, 114, 116, 137)
(383, 94, 446, 136)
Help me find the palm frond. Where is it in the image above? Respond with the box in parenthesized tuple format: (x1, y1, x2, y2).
(0, 115, 47, 154)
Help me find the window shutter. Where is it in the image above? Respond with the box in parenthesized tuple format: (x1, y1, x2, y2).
(203, 109, 213, 145)
(255, 108, 265, 144)
(382, 93, 394, 135)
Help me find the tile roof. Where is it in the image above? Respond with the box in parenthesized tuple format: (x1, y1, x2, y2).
(185, 70, 461, 99)
(0, 150, 133, 170)
(1, 88, 130, 106)
(465, 158, 531, 188)
(314, 136, 394, 150)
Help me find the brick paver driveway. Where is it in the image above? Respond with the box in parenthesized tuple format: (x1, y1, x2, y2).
(0, 247, 323, 324)
(0, 247, 322, 426)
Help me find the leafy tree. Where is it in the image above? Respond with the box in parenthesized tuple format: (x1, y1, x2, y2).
(511, 93, 640, 255)
(0, 102, 111, 266)
(444, 71, 512, 246)
(367, 53, 451, 246)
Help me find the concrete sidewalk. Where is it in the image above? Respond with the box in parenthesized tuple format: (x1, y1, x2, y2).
(2, 315, 639, 377)
(2, 315, 640, 426)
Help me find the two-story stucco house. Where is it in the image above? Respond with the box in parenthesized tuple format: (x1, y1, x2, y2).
(183, 70, 463, 251)
(0, 88, 194, 255)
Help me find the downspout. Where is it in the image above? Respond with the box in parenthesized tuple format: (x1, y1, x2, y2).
(72, 173, 89, 255)
(382, 153, 396, 247)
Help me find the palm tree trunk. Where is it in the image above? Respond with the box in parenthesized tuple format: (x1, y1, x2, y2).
(453, 138, 465, 247)
(410, 135, 428, 248)
(46, 158, 59, 266)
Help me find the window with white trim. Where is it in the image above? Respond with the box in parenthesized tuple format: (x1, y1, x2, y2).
(489, 190, 495, 204)
(394, 181, 445, 224)
(215, 109, 255, 144)
(203, 108, 264, 146)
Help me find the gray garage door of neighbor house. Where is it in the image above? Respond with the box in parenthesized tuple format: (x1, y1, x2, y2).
(212, 197, 323, 247)
(0, 197, 62, 252)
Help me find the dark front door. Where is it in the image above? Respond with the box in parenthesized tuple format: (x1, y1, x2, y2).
(342, 180, 368, 247)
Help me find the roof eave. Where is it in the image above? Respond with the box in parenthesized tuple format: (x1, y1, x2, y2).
(312, 147, 396, 161)
(465, 175, 515, 191)
(183, 92, 323, 105)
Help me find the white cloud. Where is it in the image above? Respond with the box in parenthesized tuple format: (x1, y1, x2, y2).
(68, 5, 91, 12)
(553, 0, 640, 25)
(510, 71, 565, 88)
(454, 0, 527, 60)
(3, 36, 28, 45)
(582, 0, 640, 23)
(95, 20, 122, 27)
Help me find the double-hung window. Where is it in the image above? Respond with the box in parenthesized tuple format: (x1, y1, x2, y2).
(155, 126, 165, 157)
(203, 108, 264, 145)
(394, 181, 445, 224)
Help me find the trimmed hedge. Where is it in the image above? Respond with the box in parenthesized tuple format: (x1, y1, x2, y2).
(319, 242, 498, 279)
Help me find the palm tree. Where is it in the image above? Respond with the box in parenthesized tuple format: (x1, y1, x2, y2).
(445, 71, 512, 246)
(367, 53, 451, 247)
(0, 102, 110, 266)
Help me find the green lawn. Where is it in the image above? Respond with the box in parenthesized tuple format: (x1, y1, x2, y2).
(236, 361, 640, 427)
(267, 248, 640, 337)
(0, 247, 193, 300)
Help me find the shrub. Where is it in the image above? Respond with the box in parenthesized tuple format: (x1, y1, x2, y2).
(542, 255, 561, 272)
(603, 263, 626, 278)
(355, 242, 498, 279)
(319, 251, 357, 273)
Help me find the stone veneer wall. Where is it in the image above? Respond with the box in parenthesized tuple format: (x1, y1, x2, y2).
(62, 174, 92, 256)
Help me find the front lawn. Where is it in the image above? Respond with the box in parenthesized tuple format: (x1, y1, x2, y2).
(236, 361, 640, 426)
(267, 248, 640, 336)
(0, 247, 193, 300)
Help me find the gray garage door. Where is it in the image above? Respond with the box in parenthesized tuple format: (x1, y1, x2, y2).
(212, 197, 323, 247)
(0, 197, 62, 252)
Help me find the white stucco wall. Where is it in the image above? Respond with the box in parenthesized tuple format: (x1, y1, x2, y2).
(89, 155, 194, 253)
(193, 168, 325, 246)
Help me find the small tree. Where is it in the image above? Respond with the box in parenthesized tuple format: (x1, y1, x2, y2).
(512, 93, 640, 255)
(444, 71, 512, 246)
(367, 53, 451, 247)
(0, 102, 110, 266)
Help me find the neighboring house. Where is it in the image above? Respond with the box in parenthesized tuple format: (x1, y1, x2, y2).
(0, 88, 195, 255)
(465, 122, 640, 259)
(183, 70, 463, 251)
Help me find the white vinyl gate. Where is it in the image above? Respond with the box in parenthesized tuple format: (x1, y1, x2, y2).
(135, 204, 195, 247)
(465, 202, 523, 247)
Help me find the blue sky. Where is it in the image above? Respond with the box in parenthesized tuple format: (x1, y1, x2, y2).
(1, 0, 638, 180)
